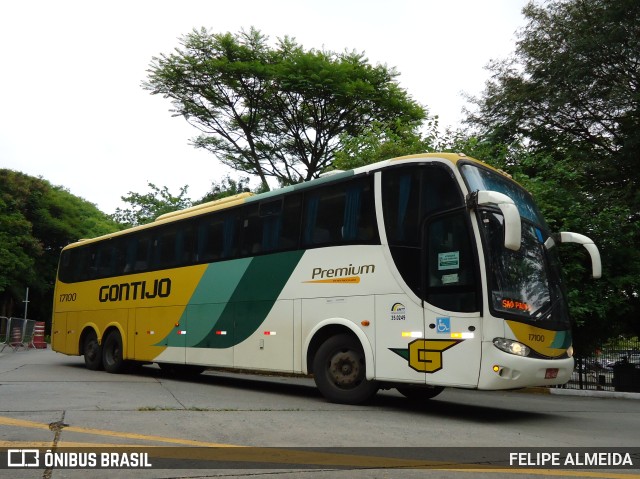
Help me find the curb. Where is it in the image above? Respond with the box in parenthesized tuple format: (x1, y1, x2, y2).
(549, 388, 640, 400)
(515, 387, 640, 399)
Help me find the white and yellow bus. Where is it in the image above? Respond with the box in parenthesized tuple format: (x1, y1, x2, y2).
(52, 153, 601, 404)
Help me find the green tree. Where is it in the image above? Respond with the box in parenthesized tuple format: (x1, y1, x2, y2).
(144, 27, 425, 188)
(466, 0, 640, 349)
(0, 170, 120, 321)
(332, 118, 441, 171)
(197, 175, 252, 204)
(112, 183, 192, 226)
(467, 0, 640, 200)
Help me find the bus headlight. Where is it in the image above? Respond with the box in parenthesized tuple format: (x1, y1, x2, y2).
(493, 338, 531, 357)
(567, 345, 574, 358)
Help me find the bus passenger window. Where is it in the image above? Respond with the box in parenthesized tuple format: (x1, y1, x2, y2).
(177, 226, 195, 265)
(197, 215, 237, 262)
(239, 205, 261, 256)
(303, 190, 340, 246)
(279, 194, 302, 249)
(259, 199, 283, 252)
(302, 178, 376, 247)
(133, 237, 151, 272)
(382, 169, 421, 245)
(152, 228, 179, 269)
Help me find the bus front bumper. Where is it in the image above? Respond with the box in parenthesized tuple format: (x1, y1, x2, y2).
(478, 341, 574, 390)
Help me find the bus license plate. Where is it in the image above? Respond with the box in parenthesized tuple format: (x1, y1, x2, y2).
(545, 368, 559, 379)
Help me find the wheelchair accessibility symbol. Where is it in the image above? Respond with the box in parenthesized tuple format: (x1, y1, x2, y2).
(436, 317, 450, 334)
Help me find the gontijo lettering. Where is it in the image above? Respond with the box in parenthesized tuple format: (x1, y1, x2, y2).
(99, 278, 171, 302)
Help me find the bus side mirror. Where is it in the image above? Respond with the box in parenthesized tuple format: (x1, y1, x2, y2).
(468, 190, 521, 251)
(559, 232, 602, 279)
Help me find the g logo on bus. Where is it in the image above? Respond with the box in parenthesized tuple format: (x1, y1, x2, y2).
(390, 339, 462, 373)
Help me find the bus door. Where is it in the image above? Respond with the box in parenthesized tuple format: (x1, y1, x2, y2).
(421, 210, 482, 387)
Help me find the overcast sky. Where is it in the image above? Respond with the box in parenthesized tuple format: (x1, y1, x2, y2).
(0, 0, 529, 214)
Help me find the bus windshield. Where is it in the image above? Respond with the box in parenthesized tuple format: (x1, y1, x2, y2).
(460, 163, 570, 328)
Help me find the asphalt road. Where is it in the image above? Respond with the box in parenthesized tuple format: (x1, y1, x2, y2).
(0, 347, 638, 479)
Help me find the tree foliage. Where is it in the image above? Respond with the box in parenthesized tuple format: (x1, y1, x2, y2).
(466, 0, 640, 350)
(0, 170, 120, 321)
(112, 183, 192, 227)
(333, 118, 442, 171)
(111, 176, 256, 227)
(198, 175, 253, 204)
(143, 27, 425, 188)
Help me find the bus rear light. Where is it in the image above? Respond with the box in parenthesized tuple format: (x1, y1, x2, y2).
(215, 331, 227, 335)
(263, 331, 277, 336)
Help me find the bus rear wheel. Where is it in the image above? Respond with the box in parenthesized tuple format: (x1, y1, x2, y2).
(102, 329, 126, 374)
(313, 334, 378, 404)
(82, 330, 102, 371)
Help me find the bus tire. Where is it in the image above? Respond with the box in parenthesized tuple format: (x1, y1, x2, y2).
(82, 330, 103, 371)
(396, 385, 445, 401)
(312, 333, 378, 404)
(102, 329, 126, 374)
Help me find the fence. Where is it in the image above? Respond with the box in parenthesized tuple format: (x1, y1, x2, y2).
(0, 317, 46, 352)
(558, 338, 640, 392)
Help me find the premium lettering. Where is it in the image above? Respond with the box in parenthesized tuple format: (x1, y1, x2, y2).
(311, 264, 375, 280)
(99, 278, 171, 302)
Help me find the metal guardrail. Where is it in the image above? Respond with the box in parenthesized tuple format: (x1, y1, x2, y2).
(0, 317, 44, 352)
(0, 316, 8, 348)
(557, 340, 640, 392)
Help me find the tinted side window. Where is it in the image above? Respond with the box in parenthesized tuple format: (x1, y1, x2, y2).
(197, 214, 237, 262)
(258, 195, 301, 252)
(152, 223, 195, 270)
(239, 204, 261, 256)
(279, 194, 302, 249)
(131, 235, 152, 272)
(302, 177, 377, 247)
(383, 166, 462, 246)
(382, 168, 421, 246)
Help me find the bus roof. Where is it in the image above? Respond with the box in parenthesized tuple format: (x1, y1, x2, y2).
(62, 152, 493, 250)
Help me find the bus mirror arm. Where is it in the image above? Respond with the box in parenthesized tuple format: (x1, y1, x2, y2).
(467, 190, 521, 251)
(558, 232, 602, 279)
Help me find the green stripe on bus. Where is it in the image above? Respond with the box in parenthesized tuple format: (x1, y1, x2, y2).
(550, 330, 571, 349)
(156, 251, 304, 349)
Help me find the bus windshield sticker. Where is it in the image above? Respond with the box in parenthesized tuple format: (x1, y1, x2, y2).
(441, 273, 459, 284)
(438, 251, 459, 270)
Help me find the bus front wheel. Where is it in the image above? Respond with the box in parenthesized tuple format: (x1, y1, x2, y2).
(102, 329, 126, 374)
(313, 334, 378, 404)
